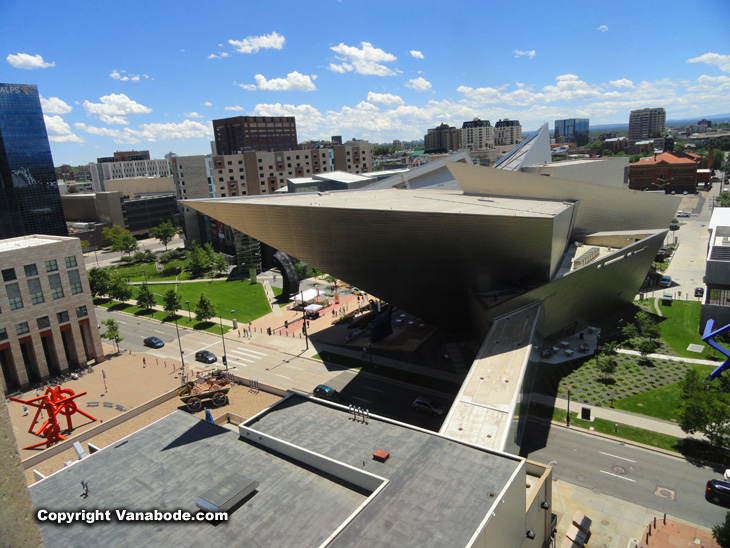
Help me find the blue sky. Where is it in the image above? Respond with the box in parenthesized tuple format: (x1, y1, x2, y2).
(2, 0, 729, 166)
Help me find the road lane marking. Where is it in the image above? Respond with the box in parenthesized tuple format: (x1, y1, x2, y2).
(275, 374, 290, 379)
(599, 452, 636, 463)
(288, 365, 302, 370)
(237, 347, 267, 356)
(600, 470, 635, 482)
(118, 321, 127, 324)
(351, 396, 369, 402)
(154, 330, 165, 334)
(362, 386, 384, 393)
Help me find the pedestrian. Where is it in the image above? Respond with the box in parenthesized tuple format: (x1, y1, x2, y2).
(142, 357, 146, 368)
(238, 329, 241, 338)
(156, 358, 159, 365)
(81, 480, 89, 497)
(23, 406, 28, 416)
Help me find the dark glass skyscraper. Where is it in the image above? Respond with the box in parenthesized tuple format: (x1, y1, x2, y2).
(554, 118, 589, 147)
(0, 83, 67, 238)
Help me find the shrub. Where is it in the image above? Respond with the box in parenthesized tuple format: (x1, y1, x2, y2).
(160, 248, 187, 263)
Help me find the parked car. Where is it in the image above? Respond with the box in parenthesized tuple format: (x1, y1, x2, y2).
(706, 479, 730, 507)
(677, 211, 690, 217)
(695, 287, 705, 297)
(412, 397, 444, 416)
(313, 384, 340, 401)
(143, 336, 164, 348)
(195, 350, 217, 364)
(659, 275, 672, 288)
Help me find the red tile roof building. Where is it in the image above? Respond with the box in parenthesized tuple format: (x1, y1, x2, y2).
(628, 152, 701, 193)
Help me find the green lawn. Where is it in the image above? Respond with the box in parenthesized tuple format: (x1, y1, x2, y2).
(151, 280, 271, 324)
(655, 299, 719, 359)
(95, 298, 230, 334)
(99, 260, 191, 282)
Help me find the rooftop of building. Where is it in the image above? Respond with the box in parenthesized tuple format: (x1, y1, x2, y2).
(631, 152, 701, 166)
(193, 188, 572, 218)
(0, 235, 73, 253)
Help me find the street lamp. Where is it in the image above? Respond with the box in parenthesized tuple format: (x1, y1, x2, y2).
(219, 310, 235, 372)
(154, 292, 186, 380)
(299, 289, 309, 351)
(564, 384, 572, 427)
(185, 300, 191, 321)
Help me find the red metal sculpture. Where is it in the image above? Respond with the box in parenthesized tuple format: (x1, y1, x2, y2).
(10, 386, 98, 450)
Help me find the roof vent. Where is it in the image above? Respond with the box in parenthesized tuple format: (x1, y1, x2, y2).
(196, 472, 258, 514)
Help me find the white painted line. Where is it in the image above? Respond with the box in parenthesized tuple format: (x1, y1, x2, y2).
(600, 452, 636, 463)
(237, 347, 267, 356)
(351, 396, 369, 402)
(288, 365, 303, 370)
(599, 470, 635, 482)
(362, 386, 384, 393)
(275, 374, 290, 379)
(154, 330, 165, 334)
(118, 321, 127, 324)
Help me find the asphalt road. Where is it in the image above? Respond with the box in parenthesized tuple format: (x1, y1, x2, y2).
(522, 421, 728, 528)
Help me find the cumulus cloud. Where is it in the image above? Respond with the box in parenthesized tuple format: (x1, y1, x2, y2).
(225, 106, 245, 111)
(75, 119, 212, 144)
(229, 32, 285, 54)
(597, 25, 608, 32)
(203, 101, 213, 107)
(6, 53, 55, 69)
(406, 77, 432, 92)
(40, 96, 72, 115)
(110, 70, 149, 82)
(83, 93, 152, 125)
(44, 115, 83, 143)
(687, 53, 730, 73)
(252, 71, 317, 91)
(329, 42, 399, 76)
(609, 78, 634, 89)
(182, 112, 204, 118)
(239, 84, 257, 91)
(207, 52, 229, 59)
(513, 50, 535, 59)
(410, 50, 424, 59)
(367, 92, 404, 106)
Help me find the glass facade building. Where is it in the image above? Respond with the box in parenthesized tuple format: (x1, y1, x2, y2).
(0, 83, 67, 239)
(554, 118, 589, 147)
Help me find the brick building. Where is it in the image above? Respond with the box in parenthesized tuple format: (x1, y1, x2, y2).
(628, 152, 701, 193)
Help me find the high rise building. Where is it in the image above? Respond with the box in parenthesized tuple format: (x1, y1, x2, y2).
(213, 116, 298, 155)
(494, 119, 522, 146)
(88, 156, 171, 192)
(628, 108, 666, 141)
(460, 118, 494, 151)
(0, 83, 67, 239)
(554, 118, 589, 146)
(424, 123, 460, 153)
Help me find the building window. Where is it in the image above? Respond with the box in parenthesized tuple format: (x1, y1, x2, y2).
(0, 328, 6, 341)
(45, 259, 58, 272)
(1, 268, 16, 282)
(57, 311, 69, 323)
(28, 278, 44, 305)
(76, 305, 88, 318)
(49, 274, 64, 299)
(24, 264, 38, 277)
(15, 322, 29, 336)
(68, 270, 83, 294)
(6, 283, 23, 310)
(37, 316, 50, 329)
(65, 256, 78, 268)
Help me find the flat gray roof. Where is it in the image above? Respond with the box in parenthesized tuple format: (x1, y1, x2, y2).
(247, 396, 523, 548)
(30, 412, 368, 548)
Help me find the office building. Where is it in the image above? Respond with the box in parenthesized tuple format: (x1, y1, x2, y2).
(0, 83, 67, 239)
(213, 116, 298, 155)
(0, 235, 104, 393)
(460, 118, 495, 151)
(332, 140, 372, 173)
(88, 157, 171, 192)
(424, 123, 461, 153)
(554, 118, 589, 146)
(701, 208, 730, 328)
(628, 108, 666, 141)
(494, 119, 522, 146)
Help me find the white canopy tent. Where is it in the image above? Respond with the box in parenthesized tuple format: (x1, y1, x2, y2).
(291, 288, 319, 305)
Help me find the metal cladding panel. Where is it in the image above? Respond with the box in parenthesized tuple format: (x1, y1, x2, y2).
(486, 231, 667, 337)
(186, 197, 567, 327)
(447, 161, 680, 237)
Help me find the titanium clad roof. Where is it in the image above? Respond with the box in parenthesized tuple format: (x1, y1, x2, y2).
(493, 123, 551, 171)
(247, 396, 523, 548)
(364, 151, 471, 190)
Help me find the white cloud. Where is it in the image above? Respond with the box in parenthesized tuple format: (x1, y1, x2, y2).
(203, 101, 213, 107)
(182, 112, 204, 118)
(75, 119, 212, 144)
(597, 25, 608, 32)
(207, 52, 229, 59)
(329, 42, 399, 76)
(513, 50, 535, 59)
(609, 78, 634, 89)
(367, 92, 404, 106)
(40, 96, 72, 115)
(410, 50, 424, 59)
(251, 72, 317, 92)
(44, 115, 83, 143)
(225, 106, 245, 111)
(83, 93, 152, 125)
(406, 77, 432, 92)
(6, 53, 55, 69)
(687, 53, 730, 73)
(110, 70, 149, 82)
(228, 32, 285, 54)
(239, 83, 257, 91)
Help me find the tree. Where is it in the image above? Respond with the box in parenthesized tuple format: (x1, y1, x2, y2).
(212, 253, 228, 276)
(186, 242, 210, 278)
(679, 369, 730, 448)
(195, 293, 216, 322)
(720, 191, 730, 208)
(632, 337, 659, 361)
(150, 220, 176, 251)
(635, 311, 661, 340)
(67, 184, 79, 194)
(713, 511, 730, 548)
(87, 267, 111, 298)
(102, 225, 124, 247)
(110, 231, 138, 258)
(100, 318, 123, 354)
(80, 239, 90, 251)
(108, 275, 133, 304)
(136, 283, 156, 310)
(163, 288, 182, 316)
(595, 354, 617, 382)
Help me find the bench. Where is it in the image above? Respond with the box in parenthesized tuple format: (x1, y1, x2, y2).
(86, 402, 99, 407)
(103, 402, 113, 408)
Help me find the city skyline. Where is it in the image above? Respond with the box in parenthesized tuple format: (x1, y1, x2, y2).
(1, 0, 729, 165)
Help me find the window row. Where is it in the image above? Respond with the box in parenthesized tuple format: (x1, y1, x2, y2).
(3, 270, 83, 311)
(1, 256, 79, 283)
(0, 306, 88, 340)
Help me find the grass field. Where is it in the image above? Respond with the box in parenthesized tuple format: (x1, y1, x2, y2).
(655, 298, 718, 359)
(94, 299, 230, 334)
(98, 260, 190, 282)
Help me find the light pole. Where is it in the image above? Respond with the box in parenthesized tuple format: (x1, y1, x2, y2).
(565, 384, 572, 427)
(300, 289, 309, 351)
(154, 292, 185, 380)
(219, 310, 235, 372)
(185, 300, 191, 321)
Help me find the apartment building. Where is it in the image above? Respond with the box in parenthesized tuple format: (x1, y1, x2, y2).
(213, 116, 298, 155)
(88, 157, 172, 192)
(628, 108, 666, 141)
(424, 123, 461, 153)
(460, 118, 495, 151)
(494, 119, 523, 146)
